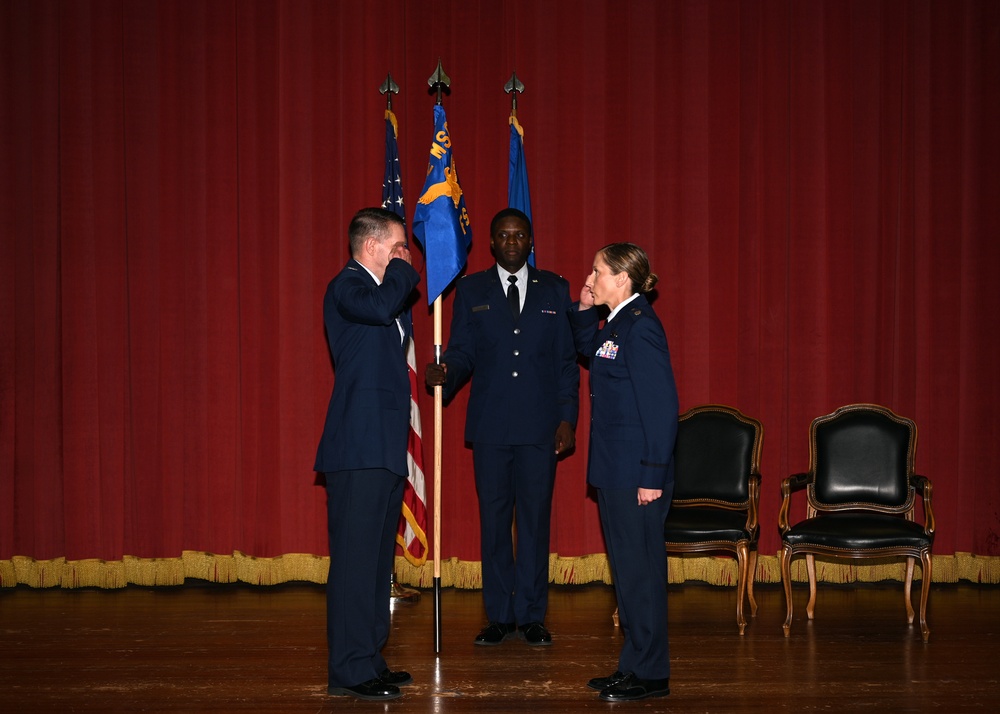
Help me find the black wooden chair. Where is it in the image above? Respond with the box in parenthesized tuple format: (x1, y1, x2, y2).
(778, 403, 935, 642)
(663, 404, 763, 634)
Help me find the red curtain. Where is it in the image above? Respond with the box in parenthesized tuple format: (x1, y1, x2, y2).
(2, 0, 998, 568)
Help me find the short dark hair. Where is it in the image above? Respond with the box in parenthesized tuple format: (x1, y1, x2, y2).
(490, 207, 532, 237)
(599, 242, 659, 294)
(348, 208, 405, 257)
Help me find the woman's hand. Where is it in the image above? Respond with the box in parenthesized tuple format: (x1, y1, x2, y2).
(637, 488, 662, 506)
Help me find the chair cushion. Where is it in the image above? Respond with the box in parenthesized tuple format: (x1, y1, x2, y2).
(783, 512, 931, 550)
(664, 507, 749, 543)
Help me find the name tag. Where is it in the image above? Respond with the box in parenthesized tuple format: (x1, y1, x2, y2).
(472, 304, 490, 312)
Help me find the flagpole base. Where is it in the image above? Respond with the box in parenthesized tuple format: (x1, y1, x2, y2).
(433, 576, 442, 653)
(391, 575, 421, 600)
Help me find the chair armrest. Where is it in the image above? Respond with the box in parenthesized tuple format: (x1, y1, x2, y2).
(911, 474, 935, 537)
(778, 472, 811, 535)
(784, 472, 810, 492)
(745, 472, 762, 538)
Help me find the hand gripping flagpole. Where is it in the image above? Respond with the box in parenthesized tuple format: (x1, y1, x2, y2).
(428, 59, 451, 655)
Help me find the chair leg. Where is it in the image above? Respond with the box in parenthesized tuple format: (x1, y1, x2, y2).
(919, 550, 932, 643)
(747, 548, 758, 617)
(735, 542, 749, 635)
(904, 557, 916, 624)
(781, 544, 794, 637)
(805, 554, 817, 620)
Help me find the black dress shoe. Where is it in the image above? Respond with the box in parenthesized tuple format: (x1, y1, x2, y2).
(599, 673, 670, 701)
(379, 668, 413, 686)
(474, 621, 516, 645)
(518, 622, 553, 646)
(327, 678, 402, 700)
(587, 670, 626, 690)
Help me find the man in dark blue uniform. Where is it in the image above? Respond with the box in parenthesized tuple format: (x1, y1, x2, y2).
(426, 208, 579, 646)
(315, 208, 419, 701)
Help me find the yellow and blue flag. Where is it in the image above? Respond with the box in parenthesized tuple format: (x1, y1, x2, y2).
(413, 105, 471, 304)
(508, 113, 535, 266)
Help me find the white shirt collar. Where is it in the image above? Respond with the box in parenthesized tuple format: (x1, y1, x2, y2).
(606, 293, 640, 323)
(357, 260, 381, 285)
(496, 262, 529, 289)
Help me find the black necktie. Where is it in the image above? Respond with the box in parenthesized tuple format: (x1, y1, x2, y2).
(507, 275, 520, 319)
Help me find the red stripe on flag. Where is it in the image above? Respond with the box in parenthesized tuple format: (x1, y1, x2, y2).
(398, 337, 429, 565)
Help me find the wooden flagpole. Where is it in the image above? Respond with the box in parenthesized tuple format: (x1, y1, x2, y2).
(432, 297, 443, 653)
(427, 58, 451, 655)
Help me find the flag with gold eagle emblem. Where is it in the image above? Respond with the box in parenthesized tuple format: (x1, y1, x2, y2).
(413, 105, 471, 304)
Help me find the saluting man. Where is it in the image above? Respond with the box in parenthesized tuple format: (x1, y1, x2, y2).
(315, 207, 419, 701)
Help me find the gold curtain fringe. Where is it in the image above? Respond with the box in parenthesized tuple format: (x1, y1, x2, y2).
(550, 553, 614, 585)
(233, 552, 330, 586)
(2, 551, 997, 589)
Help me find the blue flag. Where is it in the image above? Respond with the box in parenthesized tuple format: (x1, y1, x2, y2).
(381, 110, 405, 221)
(508, 114, 535, 266)
(413, 105, 472, 304)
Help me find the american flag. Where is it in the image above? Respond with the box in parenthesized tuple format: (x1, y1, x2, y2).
(381, 110, 405, 216)
(383, 109, 428, 565)
(400, 337, 428, 565)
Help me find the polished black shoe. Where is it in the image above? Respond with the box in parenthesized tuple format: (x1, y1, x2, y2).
(327, 678, 402, 701)
(379, 668, 413, 686)
(518, 622, 553, 646)
(587, 670, 627, 691)
(474, 621, 516, 645)
(599, 673, 670, 701)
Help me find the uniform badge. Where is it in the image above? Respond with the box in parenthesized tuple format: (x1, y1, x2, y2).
(595, 340, 620, 359)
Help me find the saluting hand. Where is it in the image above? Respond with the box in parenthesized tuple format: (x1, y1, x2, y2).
(392, 244, 413, 265)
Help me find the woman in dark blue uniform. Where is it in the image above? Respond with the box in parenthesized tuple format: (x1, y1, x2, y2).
(570, 243, 679, 702)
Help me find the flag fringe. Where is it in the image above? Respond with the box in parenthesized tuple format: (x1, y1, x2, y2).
(385, 109, 398, 137)
(509, 112, 524, 138)
(396, 502, 429, 567)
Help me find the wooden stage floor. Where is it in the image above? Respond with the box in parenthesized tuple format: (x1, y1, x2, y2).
(2, 580, 998, 712)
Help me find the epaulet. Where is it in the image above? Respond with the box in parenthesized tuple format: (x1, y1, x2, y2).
(537, 268, 567, 280)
